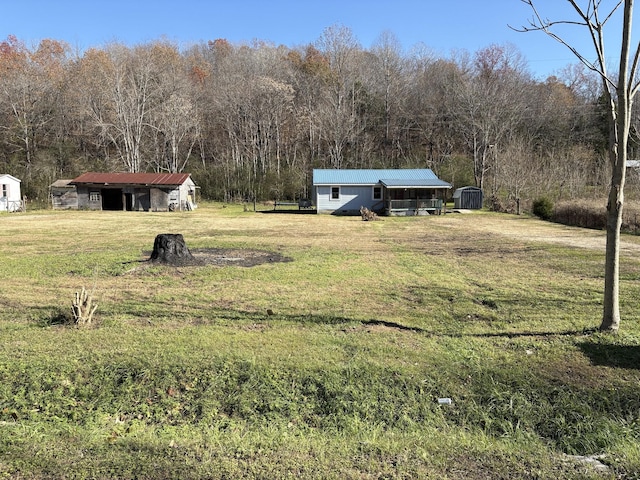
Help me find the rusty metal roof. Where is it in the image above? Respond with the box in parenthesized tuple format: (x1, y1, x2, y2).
(70, 172, 192, 186)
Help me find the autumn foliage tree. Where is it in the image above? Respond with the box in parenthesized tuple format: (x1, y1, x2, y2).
(0, 29, 612, 207)
(0, 36, 71, 191)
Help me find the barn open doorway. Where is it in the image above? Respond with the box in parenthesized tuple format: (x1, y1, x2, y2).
(124, 193, 133, 211)
(101, 189, 123, 210)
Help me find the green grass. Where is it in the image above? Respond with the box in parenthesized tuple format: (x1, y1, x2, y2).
(1, 203, 639, 478)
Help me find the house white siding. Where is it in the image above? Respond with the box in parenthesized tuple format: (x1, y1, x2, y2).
(313, 169, 451, 216)
(316, 185, 379, 214)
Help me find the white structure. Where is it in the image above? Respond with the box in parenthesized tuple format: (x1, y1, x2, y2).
(0, 174, 22, 212)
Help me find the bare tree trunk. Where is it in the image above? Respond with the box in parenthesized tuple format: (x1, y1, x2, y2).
(600, 1, 634, 331)
(518, 0, 640, 332)
(602, 178, 623, 330)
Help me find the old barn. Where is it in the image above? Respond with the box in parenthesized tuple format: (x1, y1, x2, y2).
(68, 172, 197, 211)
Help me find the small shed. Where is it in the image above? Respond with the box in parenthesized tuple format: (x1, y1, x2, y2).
(453, 186, 483, 210)
(50, 179, 78, 209)
(0, 174, 22, 212)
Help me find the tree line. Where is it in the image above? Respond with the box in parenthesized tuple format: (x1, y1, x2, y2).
(0, 26, 622, 207)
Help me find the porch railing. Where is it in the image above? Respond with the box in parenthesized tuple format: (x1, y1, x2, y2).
(387, 198, 443, 211)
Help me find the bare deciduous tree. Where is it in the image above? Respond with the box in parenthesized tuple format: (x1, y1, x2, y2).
(368, 31, 408, 164)
(147, 41, 198, 173)
(85, 43, 165, 173)
(516, 0, 640, 331)
(452, 44, 531, 190)
(315, 24, 364, 169)
(0, 37, 70, 183)
(405, 55, 459, 174)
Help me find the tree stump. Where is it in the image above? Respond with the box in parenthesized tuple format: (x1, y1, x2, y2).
(150, 233, 199, 265)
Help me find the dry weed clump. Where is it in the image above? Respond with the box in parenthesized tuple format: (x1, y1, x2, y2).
(489, 194, 518, 214)
(552, 199, 640, 234)
(553, 200, 606, 230)
(360, 206, 380, 221)
(71, 286, 98, 326)
(622, 201, 640, 234)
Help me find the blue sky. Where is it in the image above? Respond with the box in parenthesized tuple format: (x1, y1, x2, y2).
(0, 0, 628, 80)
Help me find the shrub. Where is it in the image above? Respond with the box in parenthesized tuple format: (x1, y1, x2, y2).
(532, 197, 554, 220)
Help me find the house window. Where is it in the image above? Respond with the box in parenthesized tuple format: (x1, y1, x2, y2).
(331, 186, 340, 200)
(372, 186, 382, 200)
(1, 184, 7, 198)
(89, 191, 100, 202)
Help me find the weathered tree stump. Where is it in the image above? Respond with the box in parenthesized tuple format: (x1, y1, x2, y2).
(150, 233, 199, 265)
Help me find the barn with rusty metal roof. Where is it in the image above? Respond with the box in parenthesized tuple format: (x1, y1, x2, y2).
(65, 172, 197, 211)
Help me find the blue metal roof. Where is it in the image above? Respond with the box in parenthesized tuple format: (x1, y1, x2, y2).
(312, 169, 451, 188)
(380, 178, 451, 188)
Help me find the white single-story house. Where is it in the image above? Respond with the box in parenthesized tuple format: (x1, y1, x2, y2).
(313, 169, 451, 216)
(67, 172, 198, 211)
(0, 174, 22, 212)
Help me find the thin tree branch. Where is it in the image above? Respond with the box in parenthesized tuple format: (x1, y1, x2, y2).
(511, 0, 622, 90)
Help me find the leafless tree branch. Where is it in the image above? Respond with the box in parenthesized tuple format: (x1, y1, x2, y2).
(629, 42, 640, 97)
(510, 0, 624, 90)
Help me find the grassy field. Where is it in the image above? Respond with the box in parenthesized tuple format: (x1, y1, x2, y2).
(1, 203, 639, 479)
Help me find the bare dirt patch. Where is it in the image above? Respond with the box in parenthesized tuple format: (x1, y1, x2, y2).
(189, 248, 293, 267)
(439, 214, 640, 255)
(122, 248, 292, 274)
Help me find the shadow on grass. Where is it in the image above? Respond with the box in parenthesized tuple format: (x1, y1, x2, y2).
(33, 304, 623, 361)
(212, 311, 599, 340)
(258, 209, 317, 215)
(465, 328, 598, 339)
(578, 341, 640, 370)
(362, 319, 424, 332)
(31, 306, 73, 327)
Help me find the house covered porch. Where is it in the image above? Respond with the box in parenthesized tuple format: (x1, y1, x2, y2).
(380, 178, 451, 216)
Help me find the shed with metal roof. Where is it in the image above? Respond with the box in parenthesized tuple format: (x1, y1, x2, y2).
(452, 186, 483, 210)
(313, 169, 451, 215)
(67, 172, 197, 211)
